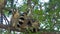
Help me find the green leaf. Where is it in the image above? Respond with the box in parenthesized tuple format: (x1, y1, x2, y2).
(32, 0, 38, 4)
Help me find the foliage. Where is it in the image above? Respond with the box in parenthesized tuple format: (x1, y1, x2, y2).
(0, 0, 60, 34)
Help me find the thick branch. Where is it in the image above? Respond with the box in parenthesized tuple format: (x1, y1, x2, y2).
(0, 24, 60, 34)
(0, 24, 22, 32)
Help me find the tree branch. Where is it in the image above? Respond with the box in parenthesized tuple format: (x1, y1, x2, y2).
(0, 24, 23, 32)
(0, 24, 60, 34)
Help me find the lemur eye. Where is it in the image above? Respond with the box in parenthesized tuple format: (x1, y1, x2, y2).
(31, 19, 35, 22)
(27, 21, 32, 26)
(19, 21, 23, 25)
(17, 24, 20, 27)
(19, 17, 24, 20)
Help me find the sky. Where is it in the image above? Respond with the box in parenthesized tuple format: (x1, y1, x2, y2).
(14, 0, 49, 7)
(40, 0, 49, 3)
(14, 0, 23, 7)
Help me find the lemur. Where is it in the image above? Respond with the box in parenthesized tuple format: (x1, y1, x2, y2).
(10, 9, 40, 32)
